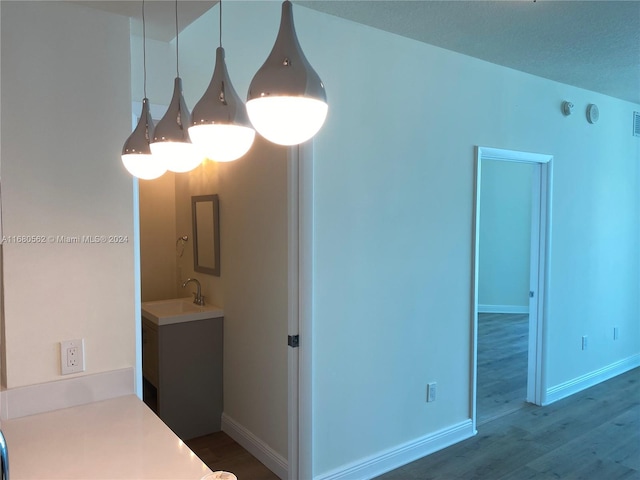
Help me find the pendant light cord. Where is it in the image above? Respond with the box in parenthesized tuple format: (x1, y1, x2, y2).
(175, 0, 180, 77)
(219, 0, 222, 48)
(142, 0, 147, 98)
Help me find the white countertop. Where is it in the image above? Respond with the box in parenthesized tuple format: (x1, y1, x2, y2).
(2, 395, 213, 479)
(142, 298, 224, 326)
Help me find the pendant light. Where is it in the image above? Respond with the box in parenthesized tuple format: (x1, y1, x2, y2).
(246, 0, 327, 146)
(121, 0, 166, 180)
(150, 0, 202, 173)
(189, 0, 255, 162)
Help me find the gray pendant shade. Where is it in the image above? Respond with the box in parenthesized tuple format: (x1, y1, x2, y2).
(150, 76, 203, 172)
(121, 98, 167, 179)
(192, 47, 252, 128)
(122, 98, 154, 156)
(247, 0, 326, 103)
(152, 77, 191, 144)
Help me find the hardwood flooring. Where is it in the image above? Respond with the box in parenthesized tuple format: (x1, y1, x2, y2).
(186, 317, 638, 480)
(186, 431, 280, 480)
(376, 367, 640, 480)
(477, 313, 529, 424)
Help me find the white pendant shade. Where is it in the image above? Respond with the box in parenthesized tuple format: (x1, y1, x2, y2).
(122, 0, 328, 177)
(246, 97, 327, 146)
(189, 124, 255, 162)
(247, 1, 327, 146)
(150, 77, 203, 173)
(189, 47, 255, 161)
(122, 153, 167, 180)
(122, 99, 166, 180)
(151, 142, 202, 173)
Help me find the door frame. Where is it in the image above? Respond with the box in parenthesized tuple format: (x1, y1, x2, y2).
(471, 146, 553, 431)
(287, 142, 314, 480)
(132, 101, 168, 401)
(131, 102, 313, 478)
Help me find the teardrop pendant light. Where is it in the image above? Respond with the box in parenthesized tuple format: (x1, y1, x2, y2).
(149, 0, 202, 173)
(189, 1, 255, 162)
(121, 0, 166, 180)
(246, 0, 327, 146)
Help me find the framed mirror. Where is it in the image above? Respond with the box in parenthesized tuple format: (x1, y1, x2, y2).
(191, 194, 220, 276)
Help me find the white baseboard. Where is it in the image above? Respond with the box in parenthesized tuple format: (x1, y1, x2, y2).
(221, 413, 288, 480)
(315, 420, 475, 480)
(545, 354, 640, 405)
(0, 367, 135, 420)
(478, 304, 528, 314)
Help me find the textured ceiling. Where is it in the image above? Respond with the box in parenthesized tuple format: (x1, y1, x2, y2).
(72, 1, 214, 41)
(301, 1, 640, 104)
(75, 0, 640, 104)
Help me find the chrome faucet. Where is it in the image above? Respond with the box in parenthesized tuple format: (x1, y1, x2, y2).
(0, 429, 8, 480)
(182, 278, 205, 306)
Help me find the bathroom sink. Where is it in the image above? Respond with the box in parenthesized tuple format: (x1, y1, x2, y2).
(141, 298, 223, 326)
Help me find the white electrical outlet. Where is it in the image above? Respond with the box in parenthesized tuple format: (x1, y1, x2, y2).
(61, 339, 85, 375)
(582, 335, 588, 350)
(427, 382, 437, 403)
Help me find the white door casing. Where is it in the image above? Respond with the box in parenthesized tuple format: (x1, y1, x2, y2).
(288, 142, 314, 480)
(471, 146, 553, 431)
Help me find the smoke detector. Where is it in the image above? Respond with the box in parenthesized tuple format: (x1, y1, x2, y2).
(561, 101, 574, 116)
(586, 104, 599, 124)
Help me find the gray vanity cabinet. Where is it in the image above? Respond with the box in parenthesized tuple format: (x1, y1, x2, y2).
(142, 316, 223, 440)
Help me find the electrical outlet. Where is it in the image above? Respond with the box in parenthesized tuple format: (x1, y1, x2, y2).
(614, 327, 619, 340)
(427, 382, 437, 402)
(61, 339, 85, 375)
(582, 335, 588, 351)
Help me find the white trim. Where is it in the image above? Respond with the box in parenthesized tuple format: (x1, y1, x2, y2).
(530, 160, 553, 405)
(472, 146, 553, 432)
(133, 176, 142, 399)
(478, 146, 552, 165)
(222, 413, 288, 480)
(544, 354, 640, 406)
(298, 141, 314, 479)
(130, 100, 168, 399)
(129, 106, 143, 399)
(477, 304, 528, 314)
(287, 145, 301, 480)
(0, 367, 134, 420)
(315, 420, 475, 480)
(286, 141, 314, 479)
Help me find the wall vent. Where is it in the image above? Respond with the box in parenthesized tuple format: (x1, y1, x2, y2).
(634, 111, 640, 137)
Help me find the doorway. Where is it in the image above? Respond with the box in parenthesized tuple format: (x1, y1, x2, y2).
(131, 101, 309, 479)
(471, 147, 553, 430)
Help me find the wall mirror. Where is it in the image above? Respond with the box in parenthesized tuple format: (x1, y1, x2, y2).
(191, 194, 220, 276)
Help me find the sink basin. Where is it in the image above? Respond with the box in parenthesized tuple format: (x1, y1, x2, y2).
(142, 298, 223, 326)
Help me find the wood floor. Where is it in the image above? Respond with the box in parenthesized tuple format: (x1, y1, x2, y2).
(187, 316, 638, 479)
(376, 367, 640, 479)
(477, 313, 529, 424)
(186, 432, 280, 480)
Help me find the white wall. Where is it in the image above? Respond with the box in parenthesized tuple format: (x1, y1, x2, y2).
(0, 1, 136, 388)
(479, 160, 535, 311)
(217, 137, 289, 461)
(177, 5, 290, 462)
(130, 35, 175, 109)
(137, 2, 639, 477)
(133, 8, 289, 460)
(173, 163, 224, 308)
(298, 8, 639, 476)
(139, 173, 178, 302)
